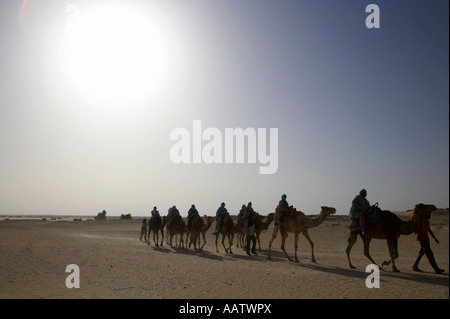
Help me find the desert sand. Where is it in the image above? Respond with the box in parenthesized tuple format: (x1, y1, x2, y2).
(0, 212, 448, 300)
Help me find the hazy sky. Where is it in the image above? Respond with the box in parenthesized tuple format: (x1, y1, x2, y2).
(0, 0, 448, 216)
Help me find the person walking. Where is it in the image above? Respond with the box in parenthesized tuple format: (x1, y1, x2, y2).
(412, 212, 445, 274)
(243, 202, 257, 256)
(140, 219, 147, 241)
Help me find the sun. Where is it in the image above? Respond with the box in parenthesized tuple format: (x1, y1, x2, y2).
(59, 3, 169, 106)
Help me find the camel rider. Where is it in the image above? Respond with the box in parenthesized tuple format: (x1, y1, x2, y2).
(213, 202, 228, 235)
(237, 204, 246, 220)
(243, 202, 257, 255)
(150, 206, 159, 221)
(274, 194, 290, 227)
(186, 204, 199, 231)
(349, 189, 370, 234)
(243, 202, 255, 230)
(167, 205, 179, 229)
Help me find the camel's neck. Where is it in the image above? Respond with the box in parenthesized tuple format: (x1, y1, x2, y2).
(400, 218, 417, 235)
(305, 213, 327, 228)
(262, 218, 273, 230)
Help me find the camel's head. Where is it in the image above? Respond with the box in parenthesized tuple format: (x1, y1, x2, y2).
(266, 213, 275, 221)
(320, 206, 336, 216)
(411, 203, 437, 224)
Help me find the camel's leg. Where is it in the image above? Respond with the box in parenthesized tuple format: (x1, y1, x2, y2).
(257, 233, 262, 252)
(215, 234, 220, 253)
(362, 236, 379, 268)
(186, 232, 191, 249)
(222, 234, 228, 253)
(160, 229, 164, 247)
(181, 234, 186, 250)
(192, 233, 199, 253)
(294, 232, 300, 263)
(155, 231, 159, 247)
(394, 239, 399, 259)
(229, 234, 234, 254)
(170, 234, 173, 248)
(178, 234, 182, 249)
(382, 238, 400, 272)
(200, 232, 206, 252)
(302, 230, 316, 263)
(147, 229, 151, 246)
(346, 231, 358, 269)
(267, 227, 278, 260)
(195, 233, 199, 252)
(280, 231, 293, 262)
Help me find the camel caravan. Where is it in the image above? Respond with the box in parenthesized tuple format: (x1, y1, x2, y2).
(138, 192, 443, 273)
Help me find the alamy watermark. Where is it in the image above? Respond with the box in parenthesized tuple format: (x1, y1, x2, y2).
(365, 264, 380, 288)
(65, 264, 80, 289)
(366, 4, 380, 29)
(170, 120, 279, 175)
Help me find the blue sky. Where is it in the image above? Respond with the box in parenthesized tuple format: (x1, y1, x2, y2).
(0, 0, 448, 216)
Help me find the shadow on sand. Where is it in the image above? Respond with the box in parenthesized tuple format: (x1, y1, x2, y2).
(261, 249, 448, 287)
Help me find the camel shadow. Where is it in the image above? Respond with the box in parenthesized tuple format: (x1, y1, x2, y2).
(257, 248, 448, 287)
(149, 245, 171, 253)
(287, 259, 449, 287)
(259, 249, 294, 261)
(193, 250, 225, 261)
(376, 268, 449, 287)
(229, 252, 268, 262)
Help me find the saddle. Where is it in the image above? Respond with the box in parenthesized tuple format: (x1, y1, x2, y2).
(366, 203, 383, 221)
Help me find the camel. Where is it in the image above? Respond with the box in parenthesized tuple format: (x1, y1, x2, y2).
(268, 206, 336, 262)
(254, 213, 275, 252)
(214, 215, 236, 254)
(345, 203, 437, 272)
(187, 216, 214, 252)
(235, 218, 246, 249)
(236, 213, 274, 251)
(166, 215, 187, 250)
(147, 215, 166, 247)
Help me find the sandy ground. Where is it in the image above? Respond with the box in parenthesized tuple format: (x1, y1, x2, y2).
(0, 213, 448, 300)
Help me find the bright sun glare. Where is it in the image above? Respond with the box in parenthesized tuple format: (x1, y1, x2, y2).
(59, 3, 169, 106)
